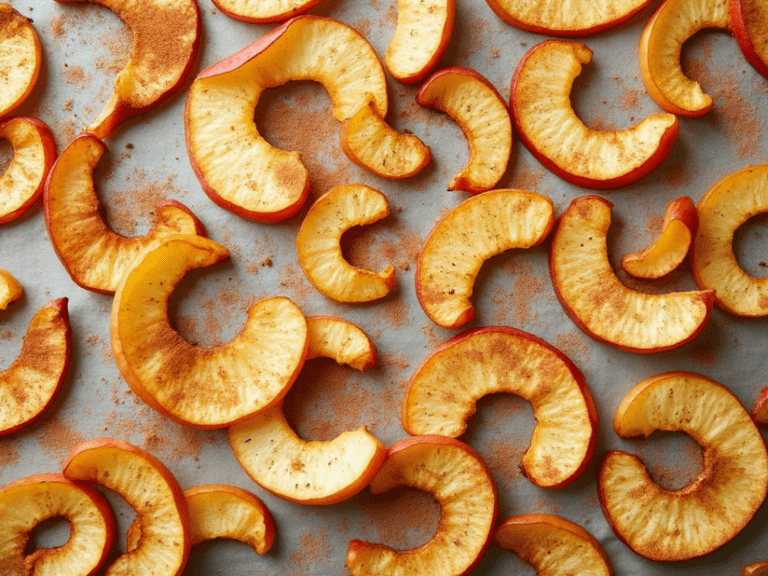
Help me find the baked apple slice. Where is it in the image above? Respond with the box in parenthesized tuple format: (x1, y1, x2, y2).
(621, 196, 698, 279)
(0, 473, 115, 576)
(753, 385, 768, 427)
(599, 372, 768, 562)
(0, 269, 22, 310)
(111, 234, 308, 428)
(511, 40, 679, 189)
(296, 185, 395, 303)
(417, 67, 512, 193)
(212, 0, 323, 23)
(346, 436, 498, 576)
(0, 4, 41, 117)
(0, 117, 57, 224)
(416, 189, 554, 328)
(44, 133, 205, 295)
(745, 562, 768, 575)
(550, 196, 715, 353)
(731, 0, 768, 78)
(0, 298, 71, 436)
(403, 326, 597, 488)
(229, 316, 386, 505)
(55, 0, 199, 138)
(185, 16, 388, 222)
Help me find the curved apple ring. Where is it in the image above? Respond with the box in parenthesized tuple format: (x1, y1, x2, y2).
(0, 269, 22, 310)
(229, 316, 386, 505)
(55, 0, 199, 138)
(416, 189, 554, 329)
(212, 0, 324, 23)
(0, 473, 115, 576)
(731, 0, 768, 79)
(186, 16, 388, 222)
(599, 372, 768, 562)
(0, 4, 41, 117)
(403, 326, 597, 488)
(44, 132, 205, 295)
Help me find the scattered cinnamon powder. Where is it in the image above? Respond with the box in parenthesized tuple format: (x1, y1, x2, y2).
(61, 64, 90, 88)
(278, 261, 313, 304)
(353, 17, 371, 37)
(354, 487, 440, 549)
(618, 86, 643, 111)
(105, 172, 185, 235)
(554, 332, 591, 363)
(457, 12, 488, 61)
(36, 419, 85, 464)
(481, 437, 527, 491)
(1, 330, 13, 341)
(285, 528, 333, 575)
(0, 441, 19, 472)
(509, 158, 546, 191)
(491, 256, 547, 327)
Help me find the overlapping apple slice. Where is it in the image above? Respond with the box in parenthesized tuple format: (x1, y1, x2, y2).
(403, 326, 597, 488)
(0, 4, 41, 117)
(0, 269, 22, 310)
(229, 316, 385, 505)
(550, 196, 715, 353)
(44, 132, 205, 295)
(0, 473, 115, 576)
(511, 40, 679, 189)
(212, 0, 323, 23)
(185, 16, 388, 222)
(296, 184, 395, 303)
(753, 385, 768, 427)
(1, 298, 71, 436)
(0, 116, 57, 224)
(62, 438, 190, 575)
(346, 436, 498, 576)
(599, 372, 768, 562)
(55, 0, 199, 138)
(416, 189, 554, 329)
(731, 0, 768, 78)
(692, 164, 768, 316)
(417, 67, 512, 193)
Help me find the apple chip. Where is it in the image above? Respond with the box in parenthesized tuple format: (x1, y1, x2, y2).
(745, 562, 768, 576)
(0, 269, 22, 310)
(752, 385, 768, 427)
(731, 0, 768, 78)
(0, 4, 41, 117)
(212, 0, 323, 23)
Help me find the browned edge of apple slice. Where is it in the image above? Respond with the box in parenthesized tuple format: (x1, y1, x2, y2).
(0, 269, 22, 310)
(0, 4, 41, 118)
(730, 0, 768, 79)
(753, 385, 768, 428)
(211, 0, 324, 23)
(744, 561, 768, 576)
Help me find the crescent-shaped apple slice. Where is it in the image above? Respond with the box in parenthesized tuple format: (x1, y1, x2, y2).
(417, 67, 512, 194)
(692, 164, 768, 316)
(0, 473, 115, 576)
(185, 16, 388, 223)
(0, 117, 57, 224)
(63, 438, 190, 575)
(403, 326, 597, 488)
(731, 0, 768, 79)
(212, 0, 323, 23)
(346, 436, 498, 576)
(0, 270, 22, 310)
(752, 385, 768, 428)
(550, 196, 715, 353)
(495, 514, 612, 575)
(416, 189, 554, 329)
(599, 372, 768, 562)
(111, 234, 308, 429)
(745, 562, 768, 575)
(229, 316, 386, 505)
(0, 4, 41, 117)
(1, 298, 71, 436)
(639, 0, 731, 117)
(55, 0, 199, 138)
(621, 196, 698, 279)
(511, 40, 679, 189)
(296, 185, 395, 303)
(44, 132, 206, 295)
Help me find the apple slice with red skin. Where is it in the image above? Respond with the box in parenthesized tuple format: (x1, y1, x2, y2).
(0, 117, 57, 224)
(0, 473, 115, 576)
(0, 269, 22, 310)
(550, 196, 715, 353)
(185, 15, 388, 223)
(111, 234, 308, 429)
(63, 438, 190, 576)
(495, 514, 613, 575)
(229, 316, 386, 505)
(416, 189, 554, 329)
(417, 67, 512, 194)
(346, 435, 498, 576)
(403, 326, 597, 488)
(731, 0, 768, 79)
(54, 0, 199, 138)
(511, 40, 679, 189)
(745, 562, 768, 576)
(0, 5, 41, 118)
(211, 0, 324, 23)
(599, 372, 768, 562)
(1, 298, 71, 436)
(621, 196, 698, 279)
(753, 385, 768, 427)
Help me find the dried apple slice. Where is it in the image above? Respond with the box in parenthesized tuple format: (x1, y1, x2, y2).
(296, 184, 395, 303)
(0, 4, 41, 117)
(753, 385, 768, 427)
(44, 132, 205, 295)
(550, 196, 715, 353)
(731, 0, 768, 78)
(229, 316, 386, 505)
(346, 436, 498, 576)
(111, 234, 308, 429)
(0, 473, 115, 576)
(417, 67, 512, 193)
(185, 15, 388, 222)
(62, 438, 190, 575)
(599, 372, 768, 562)
(691, 164, 768, 316)
(745, 562, 768, 575)
(511, 40, 679, 188)
(416, 189, 554, 329)
(0, 269, 22, 310)
(0, 117, 57, 224)
(55, 0, 199, 138)
(403, 326, 597, 488)
(0, 298, 71, 436)
(621, 196, 698, 279)
(212, 0, 323, 23)
(495, 514, 612, 575)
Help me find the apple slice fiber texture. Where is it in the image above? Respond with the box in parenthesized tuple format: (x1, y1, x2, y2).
(0, 269, 22, 309)
(731, 0, 768, 78)
(0, 4, 41, 117)
(212, 0, 324, 23)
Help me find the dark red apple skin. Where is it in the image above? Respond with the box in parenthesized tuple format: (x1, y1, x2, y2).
(730, 0, 768, 80)
(753, 386, 768, 428)
(210, 0, 325, 24)
(665, 196, 698, 236)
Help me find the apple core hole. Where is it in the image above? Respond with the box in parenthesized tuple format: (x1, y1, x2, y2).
(0, 137, 12, 175)
(733, 212, 768, 278)
(25, 516, 71, 553)
(340, 219, 394, 274)
(632, 430, 704, 491)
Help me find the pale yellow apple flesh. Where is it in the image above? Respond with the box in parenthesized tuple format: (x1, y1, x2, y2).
(0, 4, 41, 117)
(0, 269, 22, 310)
(731, 0, 768, 78)
(305, 316, 376, 370)
(212, 0, 323, 23)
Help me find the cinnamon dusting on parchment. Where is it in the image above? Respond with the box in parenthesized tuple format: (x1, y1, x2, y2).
(554, 332, 591, 363)
(0, 441, 19, 472)
(105, 172, 185, 235)
(36, 419, 85, 464)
